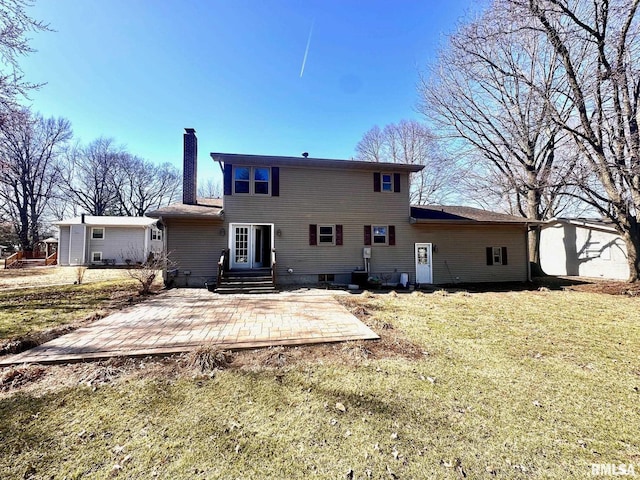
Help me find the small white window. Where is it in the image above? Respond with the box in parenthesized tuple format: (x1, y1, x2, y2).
(91, 251, 102, 262)
(492, 246, 503, 265)
(151, 228, 162, 241)
(373, 226, 388, 244)
(91, 227, 104, 240)
(381, 173, 393, 192)
(318, 225, 335, 245)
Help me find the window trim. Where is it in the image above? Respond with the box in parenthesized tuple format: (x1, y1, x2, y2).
(492, 246, 503, 265)
(91, 227, 105, 240)
(381, 173, 393, 192)
(372, 225, 388, 245)
(233, 165, 271, 195)
(150, 227, 162, 241)
(318, 224, 336, 246)
(91, 251, 102, 263)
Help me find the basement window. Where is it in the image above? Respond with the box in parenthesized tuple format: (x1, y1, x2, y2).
(318, 274, 335, 282)
(91, 251, 102, 263)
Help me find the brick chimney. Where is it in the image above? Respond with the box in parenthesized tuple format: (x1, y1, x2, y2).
(183, 128, 197, 205)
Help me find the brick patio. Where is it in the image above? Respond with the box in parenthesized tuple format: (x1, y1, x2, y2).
(0, 289, 379, 366)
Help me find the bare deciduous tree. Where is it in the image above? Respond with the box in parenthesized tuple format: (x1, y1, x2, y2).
(198, 177, 222, 199)
(508, 0, 640, 281)
(0, 109, 71, 250)
(355, 119, 457, 205)
(418, 2, 575, 266)
(0, 0, 49, 114)
(112, 155, 181, 216)
(63, 138, 125, 216)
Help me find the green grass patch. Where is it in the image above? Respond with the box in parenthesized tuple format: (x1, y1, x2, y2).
(1, 290, 639, 478)
(0, 280, 139, 340)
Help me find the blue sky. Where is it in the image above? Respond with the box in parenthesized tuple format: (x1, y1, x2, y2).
(21, 0, 479, 185)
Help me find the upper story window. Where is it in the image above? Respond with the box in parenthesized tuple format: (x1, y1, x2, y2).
(233, 166, 270, 195)
(381, 174, 393, 192)
(151, 228, 162, 241)
(373, 172, 401, 193)
(91, 227, 104, 240)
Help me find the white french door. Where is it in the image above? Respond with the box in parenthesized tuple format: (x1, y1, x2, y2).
(230, 224, 274, 270)
(415, 243, 433, 284)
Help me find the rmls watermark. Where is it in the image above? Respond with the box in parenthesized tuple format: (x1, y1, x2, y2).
(591, 464, 636, 476)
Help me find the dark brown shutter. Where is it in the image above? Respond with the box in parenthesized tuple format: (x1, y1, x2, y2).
(336, 225, 343, 246)
(373, 172, 381, 192)
(502, 247, 508, 265)
(271, 167, 279, 196)
(389, 225, 396, 245)
(309, 224, 317, 245)
(486, 247, 493, 265)
(393, 173, 401, 192)
(223, 163, 233, 196)
(364, 225, 372, 245)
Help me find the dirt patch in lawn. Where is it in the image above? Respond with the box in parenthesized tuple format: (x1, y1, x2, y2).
(562, 280, 640, 296)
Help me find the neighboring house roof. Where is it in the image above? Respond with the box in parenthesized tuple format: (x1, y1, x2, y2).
(54, 216, 158, 227)
(544, 217, 619, 234)
(210, 152, 425, 173)
(410, 205, 537, 225)
(147, 198, 223, 219)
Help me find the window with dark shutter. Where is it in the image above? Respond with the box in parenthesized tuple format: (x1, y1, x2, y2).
(364, 225, 372, 245)
(373, 173, 381, 192)
(336, 225, 343, 246)
(393, 173, 401, 192)
(223, 163, 233, 196)
(272, 167, 280, 196)
(487, 246, 507, 265)
(309, 224, 317, 245)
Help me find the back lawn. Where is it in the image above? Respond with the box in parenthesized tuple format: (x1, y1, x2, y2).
(1, 288, 639, 479)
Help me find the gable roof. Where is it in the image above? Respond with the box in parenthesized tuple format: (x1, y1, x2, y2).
(410, 205, 537, 225)
(544, 217, 619, 234)
(54, 216, 158, 227)
(210, 153, 424, 173)
(146, 197, 223, 219)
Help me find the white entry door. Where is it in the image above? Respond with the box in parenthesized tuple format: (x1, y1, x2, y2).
(415, 243, 433, 284)
(231, 225, 250, 269)
(230, 224, 274, 270)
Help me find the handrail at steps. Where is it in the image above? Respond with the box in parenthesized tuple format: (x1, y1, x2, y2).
(216, 248, 229, 287)
(45, 251, 58, 266)
(271, 248, 276, 286)
(4, 251, 22, 269)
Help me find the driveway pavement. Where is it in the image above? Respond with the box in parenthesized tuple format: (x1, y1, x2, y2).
(0, 289, 379, 366)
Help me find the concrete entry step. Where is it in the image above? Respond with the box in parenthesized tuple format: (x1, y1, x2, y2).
(217, 268, 276, 294)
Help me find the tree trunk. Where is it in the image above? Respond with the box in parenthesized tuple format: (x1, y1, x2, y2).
(622, 227, 640, 282)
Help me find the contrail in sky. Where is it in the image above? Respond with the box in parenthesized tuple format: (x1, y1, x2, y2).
(299, 20, 315, 78)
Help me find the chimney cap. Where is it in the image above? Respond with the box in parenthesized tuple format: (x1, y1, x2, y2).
(185, 128, 196, 134)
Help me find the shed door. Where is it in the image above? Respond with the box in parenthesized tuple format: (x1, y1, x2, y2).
(415, 243, 433, 284)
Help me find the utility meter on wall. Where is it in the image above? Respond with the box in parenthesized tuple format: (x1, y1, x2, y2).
(363, 247, 371, 259)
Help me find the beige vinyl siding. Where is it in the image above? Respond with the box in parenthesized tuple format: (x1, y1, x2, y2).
(165, 218, 225, 287)
(410, 224, 528, 283)
(224, 165, 414, 282)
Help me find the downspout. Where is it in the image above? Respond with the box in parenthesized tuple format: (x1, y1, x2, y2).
(81, 215, 87, 265)
(526, 224, 532, 282)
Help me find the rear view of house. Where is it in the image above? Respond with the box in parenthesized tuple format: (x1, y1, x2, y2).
(56, 215, 162, 266)
(148, 129, 534, 289)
